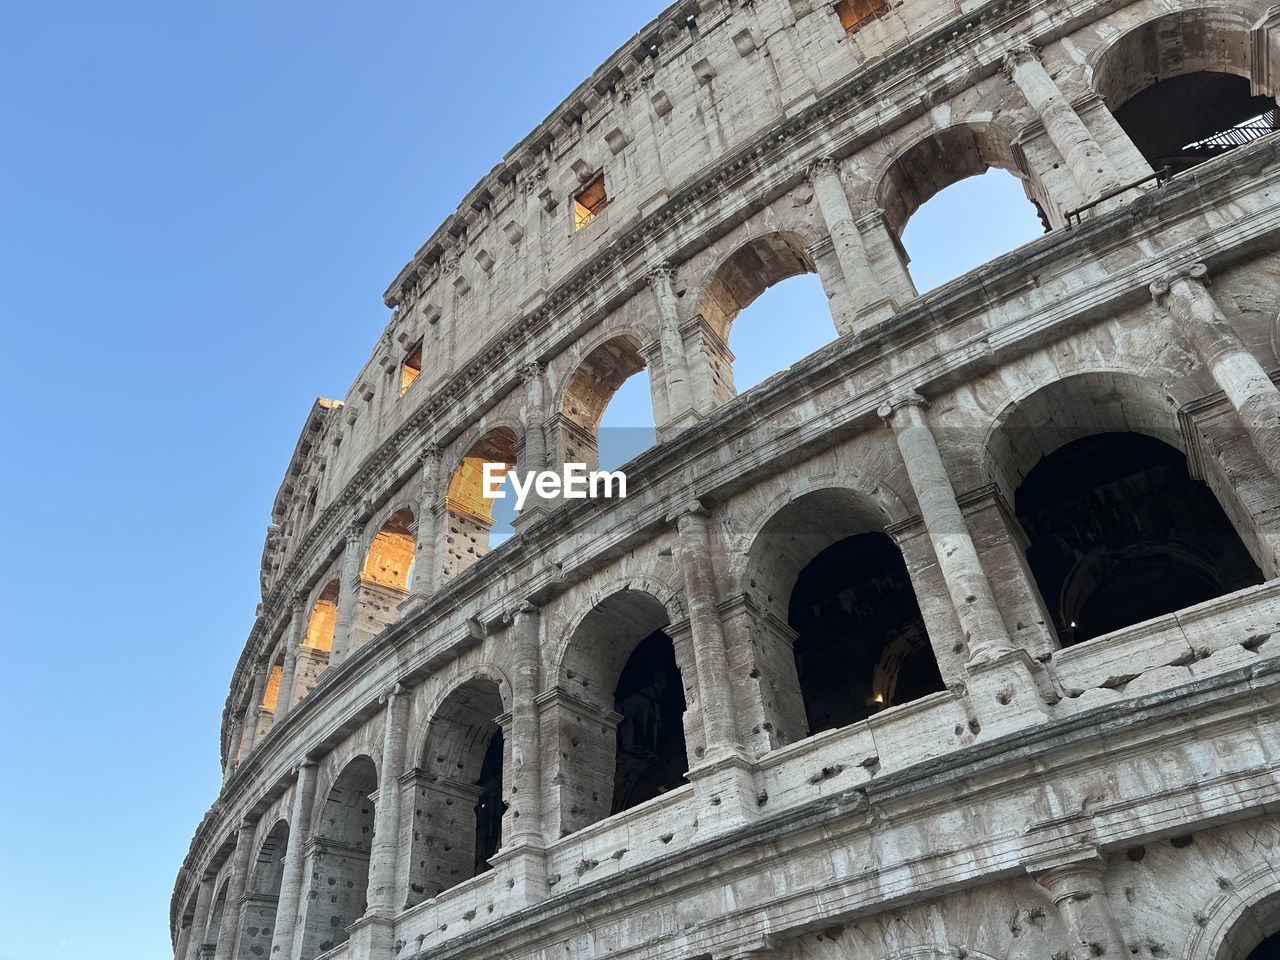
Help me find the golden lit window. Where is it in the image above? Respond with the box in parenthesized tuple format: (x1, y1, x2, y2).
(572, 174, 609, 231)
(400, 341, 423, 395)
(834, 0, 888, 34)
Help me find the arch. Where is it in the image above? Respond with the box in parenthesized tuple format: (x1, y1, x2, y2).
(237, 820, 290, 959)
(875, 121, 1039, 238)
(557, 333, 652, 471)
(361, 506, 415, 591)
(745, 488, 945, 737)
(1185, 863, 1280, 960)
(742, 485, 895, 620)
(695, 231, 818, 345)
(551, 587, 690, 835)
(984, 373, 1263, 645)
(405, 675, 507, 905)
(1093, 8, 1276, 174)
(442, 426, 519, 582)
(205, 877, 230, 950)
(299, 755, 377, 960)
(303, 579, 340, 652)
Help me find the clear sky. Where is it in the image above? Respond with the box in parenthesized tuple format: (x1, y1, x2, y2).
(0, 3, 1041, 957)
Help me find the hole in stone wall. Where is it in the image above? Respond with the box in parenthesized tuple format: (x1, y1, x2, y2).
(1015, 433, 1263, 645)
(789, 531, 944, 735)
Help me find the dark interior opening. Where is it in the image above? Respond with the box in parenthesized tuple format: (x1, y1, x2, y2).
(611, 630, 688, 813)
(473, 727, 505, 874)
(789, 531, 944, 735)
(1015, 432, 1263, 645)
(1113, 72, 1276, 174)
(1249, 930, 1280, 960)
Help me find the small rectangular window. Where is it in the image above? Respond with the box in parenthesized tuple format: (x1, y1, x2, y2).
(572, 173, 609, 231)
(400, 341, 423, 395)
(834, 0, 888, 34)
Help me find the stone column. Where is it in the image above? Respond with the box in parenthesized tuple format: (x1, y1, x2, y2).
(329, 521, 364, 667)
(517, 363, 552, 520)
(488, 601, 549, 904)
(174, 916, 195, 960)
(670, 502, 739, 752)
(1152, 264, 1280, 483)
(649, 266, 698, 430)
(1031, 852, 1128, 959)
(273, 596, 307, 723)
(268, 761, 317, 960)
(238, 664, 269, 757)
(183, 871, 216, 960)
(223, 717, 244, 782)
(507, 602, 544, 845)
(1004, 45, 1120, 203)
(810, 158, 894, 328)
(410, 446, 441, 600)
(879, 393, 1014, 662)
(365, 684, 410, 916)
(212, 821, 257, 960)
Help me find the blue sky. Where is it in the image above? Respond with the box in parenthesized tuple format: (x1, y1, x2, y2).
(0, 4, 1041, 956)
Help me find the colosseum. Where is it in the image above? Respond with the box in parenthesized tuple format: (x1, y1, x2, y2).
(172, 1, 1280, 958)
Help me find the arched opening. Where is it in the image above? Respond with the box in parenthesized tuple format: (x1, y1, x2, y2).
(744, 488, 946, 742)
(205, 879, 230, 950)
(1212, 886, 1280, 959)
(253, 649, 286, 745)
(696, 233, 839, 401)
(443, 427, 518, 580)
(1095, 11, 1277, 175)
(299, 756, 377, 960)
(881, 125, 1047, 292)
(406, 677, 506, 906)
(176, 890, 199, 958)
(1248, 933, 1280, 959)
(560, 335, 656, 472)
(611, 628, 688, 813)
(791, 532, 943, 734)
(237, 820, 289, 959)
(362, 508, 415, 590)
(554, 589, 690, 836)
(1015, 432, 1263, 645)
(304, 581, 339, 653)
(291, 580, 339, 706)
(353, 508, 416, 650)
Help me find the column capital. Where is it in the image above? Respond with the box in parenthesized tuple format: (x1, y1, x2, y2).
(344, 519, 364, 544)
(877, 390, 929, 423)
(1001, 42, 1041, 79)
(293, 759, 319, 778)
(519, 360, 545, 384)
(666, 498, 711, 526)
(647, 262, 677, 287)
(808, 155, 841, 182)
(1149, 261, 1210, 301)
(377, 681, 406, 705)
(289, 590, 308, 613)
(506, 599, 541, 624)
(419, 442, 442, 465)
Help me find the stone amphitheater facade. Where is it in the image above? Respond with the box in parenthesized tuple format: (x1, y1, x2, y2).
(172, 1, 1280, 958)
